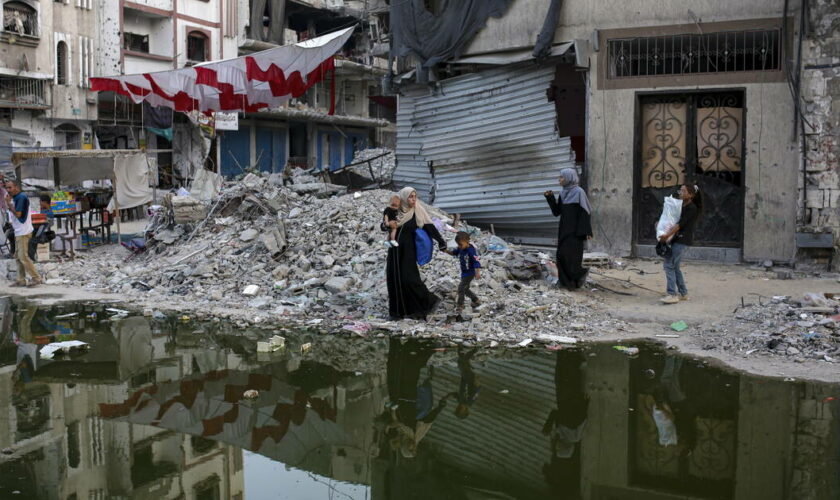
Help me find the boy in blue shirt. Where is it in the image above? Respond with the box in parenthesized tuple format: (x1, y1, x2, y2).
(448, 231, 481, 312)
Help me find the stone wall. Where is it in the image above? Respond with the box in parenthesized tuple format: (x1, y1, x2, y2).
(801, 0, 840, 267)
(789, 382, 840, 499)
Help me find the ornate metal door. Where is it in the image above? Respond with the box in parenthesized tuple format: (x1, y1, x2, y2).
(635, 92, 745, 247)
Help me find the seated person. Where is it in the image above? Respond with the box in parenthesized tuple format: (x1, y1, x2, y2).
(39, 195, 53, 220)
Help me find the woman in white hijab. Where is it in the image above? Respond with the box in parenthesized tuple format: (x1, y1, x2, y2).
(383, 187, 447, 319)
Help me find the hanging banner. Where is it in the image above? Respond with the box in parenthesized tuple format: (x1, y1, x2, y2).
(89, 27, 354, 115)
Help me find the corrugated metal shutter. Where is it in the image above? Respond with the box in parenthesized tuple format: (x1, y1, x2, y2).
(393, 63, 575, 240)
(394, 93, 434, 200)
(424, 355, 557, 493)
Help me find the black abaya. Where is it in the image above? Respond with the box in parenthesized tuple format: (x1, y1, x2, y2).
(545, 194, 592, 289)
(385, 215, 446, 319)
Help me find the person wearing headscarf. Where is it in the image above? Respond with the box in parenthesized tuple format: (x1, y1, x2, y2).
(383, 187, 447, 319)
(544, 168, 593, 290)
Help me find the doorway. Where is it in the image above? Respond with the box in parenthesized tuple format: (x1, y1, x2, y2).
(634, 91, 745, 248)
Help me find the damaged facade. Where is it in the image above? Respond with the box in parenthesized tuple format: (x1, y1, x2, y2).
(95, 0, 239, 187)
(0, 0, 98, 169)
(215, 0, 395, 177)
(392, 0, 837, 267)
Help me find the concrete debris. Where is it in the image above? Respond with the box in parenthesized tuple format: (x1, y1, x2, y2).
(170, 195, 208, 224)
(347, 148, 396, 183)
(693, 293, 840, 360)
(47, 169, 622, 345)
(240, 228, 259, 242)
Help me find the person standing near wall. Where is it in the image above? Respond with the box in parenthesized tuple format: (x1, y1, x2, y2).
(658, 185, 702, 304)
(544, 168, 593, 290)
(4, 179, 41, 287)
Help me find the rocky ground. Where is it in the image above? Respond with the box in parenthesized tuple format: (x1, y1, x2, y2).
(692, 293, 840, 363)
(19, 164, 626, 347)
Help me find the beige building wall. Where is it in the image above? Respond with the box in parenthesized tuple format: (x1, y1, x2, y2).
(460, 0, 803, 261)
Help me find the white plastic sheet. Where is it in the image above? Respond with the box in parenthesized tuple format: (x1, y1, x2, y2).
(655, 196, 683, 242)
(107, 155, 153, 210)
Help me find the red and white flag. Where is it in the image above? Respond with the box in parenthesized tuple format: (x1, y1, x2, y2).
(90, 27, 354, 115)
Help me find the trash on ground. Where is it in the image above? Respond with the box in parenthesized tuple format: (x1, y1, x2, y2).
(670, 321, 688, 332)
(41, 340, 89, 359)
(613, 345, 640, 356)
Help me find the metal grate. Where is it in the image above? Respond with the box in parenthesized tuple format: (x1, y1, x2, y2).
(2, 2, 39, 37)
(608, 29, 781, 79)
(57, 41, 68, 85)
(0, 77, 48, 108)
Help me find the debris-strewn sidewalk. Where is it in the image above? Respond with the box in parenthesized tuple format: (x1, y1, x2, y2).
(37, 168, 625, 345)
(692, 293, 840, 362)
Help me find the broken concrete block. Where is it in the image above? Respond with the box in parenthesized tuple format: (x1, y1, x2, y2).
(242, 173, 262, 189)
(171, 195, 208, 224)
(321, 255, 336, 267)
(240, 228, 259, 242)
(272, 265, 290, 279)
(270, 335, 285, 348)
(242, 285, 260, 296)
(324, 277, 353, 293)
(260, 225, 287, 255)
(248, 296, 272, 309)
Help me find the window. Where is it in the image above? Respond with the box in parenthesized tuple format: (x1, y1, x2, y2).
(608, 28, 781, 79)
(66, 422, 80, 469)
(123, 32, 149, 53)
(3, 1, 39, 37)
(56, 123, 81, 149)
(187, 31, 209, 63)
(56, 41, 68, 85)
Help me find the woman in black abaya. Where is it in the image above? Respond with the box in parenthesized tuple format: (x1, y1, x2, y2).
(544, 168, 593, 290)
(383, 187, 447, 320)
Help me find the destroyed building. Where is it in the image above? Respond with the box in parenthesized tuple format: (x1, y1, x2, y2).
(89, 0, 396, 187)
(389, 0, 839, 269)
(0, 0, 98, 168)
(214, 0, 395, 177)
(94, 0, 241, 187)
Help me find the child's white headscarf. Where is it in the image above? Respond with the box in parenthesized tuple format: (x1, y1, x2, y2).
(396, 186, 433, 227)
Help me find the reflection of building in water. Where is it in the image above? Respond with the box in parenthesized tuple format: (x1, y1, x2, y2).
(371, 341, 840, 500)
(0, 301, 246, 499)
(583, 346, 840, 500)
(101, 357, 388, 488)
(1, 300, 838, 500)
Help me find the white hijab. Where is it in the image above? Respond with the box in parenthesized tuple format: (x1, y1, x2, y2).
(396, 186, 433, 227)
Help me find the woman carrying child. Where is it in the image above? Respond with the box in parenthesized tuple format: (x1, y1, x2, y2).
(383, 187, 447, 320)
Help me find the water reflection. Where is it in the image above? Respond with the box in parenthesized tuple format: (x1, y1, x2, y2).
(0, 299, 838, 499)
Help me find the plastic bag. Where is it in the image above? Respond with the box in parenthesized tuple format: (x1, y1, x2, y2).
(655, 196, 682, 241)
(652, 404, 678, 446)
(487, 235, 509, 253)
(415, 228, 433, 266)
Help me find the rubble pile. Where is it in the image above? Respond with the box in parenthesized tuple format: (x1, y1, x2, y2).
(694, 293, 840, 362)
(347, 148, 395, 183)
(45, 170, 621, 344)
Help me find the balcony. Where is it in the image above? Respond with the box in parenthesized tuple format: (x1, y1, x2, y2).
(1, 1, 40, 46)
(0, 78, 48, 109)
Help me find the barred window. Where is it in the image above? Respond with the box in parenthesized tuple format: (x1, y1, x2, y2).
(56, 41, 69, 85)
(607, 29, 781, 79)
(3, 1, 39, 37)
